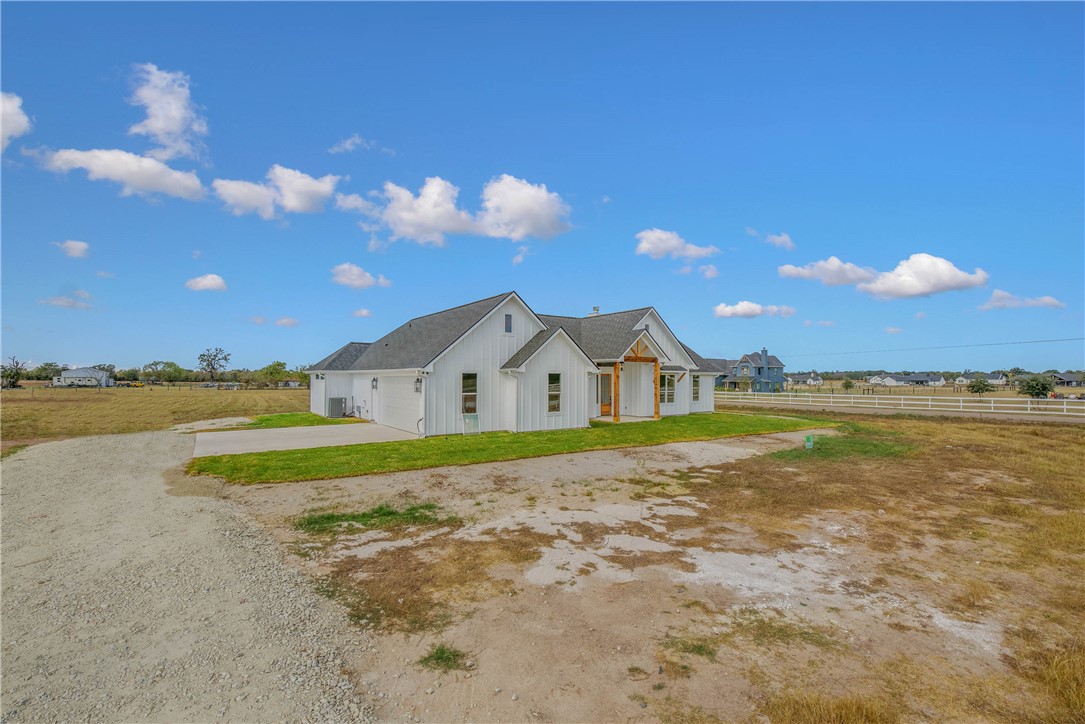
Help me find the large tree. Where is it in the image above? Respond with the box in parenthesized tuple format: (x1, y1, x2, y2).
(257, 361, 289, 387)
(2, 356, 28, 388)
(28, 362, 66, 380)
(1018, 376, 1055, 399)
(967, 378, 995, 395)
(198, 348, 231, 383)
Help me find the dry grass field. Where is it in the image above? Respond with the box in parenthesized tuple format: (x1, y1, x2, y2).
(225, 413, 1085, 723)
(0, 386, 308, 453)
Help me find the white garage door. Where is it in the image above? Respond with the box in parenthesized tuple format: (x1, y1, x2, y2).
(377, 376, 420, 434)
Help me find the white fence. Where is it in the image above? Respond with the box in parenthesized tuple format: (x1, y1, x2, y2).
(715, 391, 1085, 417)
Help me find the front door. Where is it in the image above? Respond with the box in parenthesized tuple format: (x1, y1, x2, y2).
(599, 374, 612, 415)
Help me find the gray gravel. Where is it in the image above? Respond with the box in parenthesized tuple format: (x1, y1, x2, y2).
(1, 430, 375, 722)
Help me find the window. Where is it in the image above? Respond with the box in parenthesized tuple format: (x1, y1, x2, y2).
(548, 373, 561, 413)
(504, 313, 513, 334)
(462, 373, 477, 414)
(692, 377, 700, 402)
(660, 374, 675, 404)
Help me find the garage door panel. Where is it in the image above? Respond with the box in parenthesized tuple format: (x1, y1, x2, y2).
(379, 377, 420, 434)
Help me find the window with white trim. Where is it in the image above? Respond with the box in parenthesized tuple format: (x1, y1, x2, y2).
(462, 373, 478, 414)
(504, 313, 513, 334)
(692, 376, 700, 402)
(660, 374, 675, 404)
(547, 373, 561, 413)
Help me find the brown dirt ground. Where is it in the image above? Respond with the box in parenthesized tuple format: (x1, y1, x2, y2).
(220, 419, 1084, 723)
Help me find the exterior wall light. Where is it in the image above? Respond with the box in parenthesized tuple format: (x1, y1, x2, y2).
(414, 377, 423, 393)
(371, 378, 378, 390)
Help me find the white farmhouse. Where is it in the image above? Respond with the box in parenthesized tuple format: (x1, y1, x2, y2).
(309, 291, 720, 436)
(52, 367, 114, 387)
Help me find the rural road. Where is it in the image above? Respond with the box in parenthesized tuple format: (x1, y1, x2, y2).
(0, 430, 375, 722)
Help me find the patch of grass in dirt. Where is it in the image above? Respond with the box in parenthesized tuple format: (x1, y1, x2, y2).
(652, 696, 726, 723)
(949, 579, 994, 615)
(1004, 628, 1085, 722)
(324, 526, 553, 633)
(720, 608, 842, 651)
(757, 690, 899, 723)
(663, 634, 719, 660)
(294, 503, 459, 535)
(771, 421, 914, 462)
(418, 644, 469, 672)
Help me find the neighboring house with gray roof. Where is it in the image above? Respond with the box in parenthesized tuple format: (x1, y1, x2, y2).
(708, 349, 785, 391)
(308, 292, 718, 436)
(786, 371, 823, 387)
(871, 373, 946, 387)
(953, 372, 1008, 386)
(52, 367, 114, 387)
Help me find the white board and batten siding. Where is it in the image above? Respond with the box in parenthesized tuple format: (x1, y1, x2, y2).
(691, 374, 714, 413)
(309, 375, 325, 415)
(424, 296, 545, 436)
(637, 310, 696, 369)
(516, 335, 593, 432)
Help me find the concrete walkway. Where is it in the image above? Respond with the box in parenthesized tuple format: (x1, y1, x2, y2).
(192, 422, 416, 457)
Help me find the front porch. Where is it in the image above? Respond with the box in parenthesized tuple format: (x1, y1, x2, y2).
(595, 337, 664, 423)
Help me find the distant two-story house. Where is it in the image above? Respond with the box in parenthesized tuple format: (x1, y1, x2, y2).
(707, 348, 785, 392)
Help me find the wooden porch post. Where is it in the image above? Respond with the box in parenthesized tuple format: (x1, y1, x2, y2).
(653, 360, 661, 419)
(613, 362, 621, 423)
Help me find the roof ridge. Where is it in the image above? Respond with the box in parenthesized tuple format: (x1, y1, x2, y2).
(540, 306, 653, 320)
(406, 291, 514, 323)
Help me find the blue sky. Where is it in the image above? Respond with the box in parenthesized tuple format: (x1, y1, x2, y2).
(3, 2, 1082, 373)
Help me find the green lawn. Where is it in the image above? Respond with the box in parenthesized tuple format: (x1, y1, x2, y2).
(239, 412, 365, 430)
(187, 412, 826, 484)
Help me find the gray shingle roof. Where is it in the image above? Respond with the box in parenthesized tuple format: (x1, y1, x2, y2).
(500, 327, 562, 370)
(741, 352, 784, 368)
(538, 308, 656, 361)
(348, 292, 514, 371)
(705, 358, 737, 376)
(680, 343, 724, 373)
(308, 342, 372, 372)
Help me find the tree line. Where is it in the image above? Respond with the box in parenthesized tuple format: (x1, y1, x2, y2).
(3, 348, 312, 389)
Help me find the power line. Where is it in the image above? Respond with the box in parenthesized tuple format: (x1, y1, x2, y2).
(779, 337, 1085, 359)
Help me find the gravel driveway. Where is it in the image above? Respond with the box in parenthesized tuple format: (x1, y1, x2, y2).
(1, 429, 374, 722)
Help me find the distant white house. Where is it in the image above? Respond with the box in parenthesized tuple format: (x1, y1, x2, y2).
(53, 367, 114, 387)
(954, 372, 1008, 386)
(786, 372, 823, 387)
(871, 373, 946, 387)
(308, 292, 720, 436)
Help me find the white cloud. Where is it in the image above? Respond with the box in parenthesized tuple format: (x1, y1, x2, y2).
(675, 265, 693, 275)
(192, 250, 202, 259)
(857, 253, 988, 299)
(601, 195, 612, 204)
(512, 245, 529, 265)
(212, 178, 278, 219)
(635, 228, 719, 261)
(805, 319, 834, 327)
(251, 316, 266, 325)
(331, 262, 392, 289)
(713, 301, 796, 318)
(699, 264, 718, 280)
(267, 164, 340, 213)
(765, 232, 795, 251)
(46, 148, 204, 199)
(352, 308, 372, 318)
(476, 174, 571, 241)
(96, 270, 115, 278)
(885, 326, 903, 334)
(979, 289, 1066, 311)
(40, 294, 90, 309)
(379, 177, 476, 246)
(72, 289, 91, 300)
(744, 226, 760, 238)
(213, 165, 340, 218)
(778, 256, 876, 285)
(53, 240, 89, 258)
(335, 192, 381, 216)
(2, 92, 32, 152)
(329, 133, 365, 154)
(185, 273, 227, 291)
(328, 133, 393, 156)
(127, 63, 208, 161)
(914, 311, 926, 320)
(274, 317, 298, 327)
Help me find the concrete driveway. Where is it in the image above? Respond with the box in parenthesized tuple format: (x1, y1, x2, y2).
(192, 422, 416, 457)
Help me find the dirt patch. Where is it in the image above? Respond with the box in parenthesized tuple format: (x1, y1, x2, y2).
(226, 419, 1084, 722)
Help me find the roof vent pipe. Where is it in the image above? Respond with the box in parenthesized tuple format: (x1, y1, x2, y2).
(589, 306, 600, 316)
